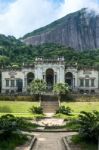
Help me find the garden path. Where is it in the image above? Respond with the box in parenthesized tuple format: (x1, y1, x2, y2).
(32, 132, 76, 150)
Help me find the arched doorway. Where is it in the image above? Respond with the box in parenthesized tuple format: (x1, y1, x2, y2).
(65, 72, 73, 88)
(27, 72, 34, 85)
(46, 69, 54, 90)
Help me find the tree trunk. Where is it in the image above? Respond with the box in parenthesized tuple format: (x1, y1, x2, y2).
(58, 94, 61, 106)
(39, 94, 42, 106)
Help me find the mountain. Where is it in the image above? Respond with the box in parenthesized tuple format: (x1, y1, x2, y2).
(22, 8, 99, 51)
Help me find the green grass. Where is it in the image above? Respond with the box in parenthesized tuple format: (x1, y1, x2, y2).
(71, 135, 97, 150)
(0, 101, 39, 118)
(0, 133, 28, 150)
(65, 120, 80, 131)
(55, 102, 99, 120)
(1, 101, 99, 118)
(61, 102, 99, 113)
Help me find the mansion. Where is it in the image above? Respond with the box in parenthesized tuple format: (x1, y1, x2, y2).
(1, 57, 99, 94)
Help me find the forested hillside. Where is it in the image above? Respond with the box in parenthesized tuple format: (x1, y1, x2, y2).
(0, 34, 99, 69)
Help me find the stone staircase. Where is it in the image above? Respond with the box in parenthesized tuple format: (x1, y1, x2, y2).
(41, 95, 59, 113)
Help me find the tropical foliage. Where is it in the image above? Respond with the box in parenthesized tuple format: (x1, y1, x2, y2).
(0, 114, 28, 135)
(56, 106, 72, 115)
(78, 111, 99, 142)
(30, 106, 43, 114)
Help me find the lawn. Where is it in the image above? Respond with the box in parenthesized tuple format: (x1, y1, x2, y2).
(0, 101, 39, 118)
(0, 101, 99, 118)
(61, 102, 99, 113)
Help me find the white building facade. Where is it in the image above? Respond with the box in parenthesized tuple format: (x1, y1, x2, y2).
(1, 58, 99, 94)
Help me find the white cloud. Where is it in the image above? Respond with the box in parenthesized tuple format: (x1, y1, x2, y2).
(58, 0, 99, 18)
(0, 0, 60, 38)
(0, 0, 99, 38)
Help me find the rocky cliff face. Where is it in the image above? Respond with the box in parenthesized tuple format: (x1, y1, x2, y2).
(22, 9, 99, 51)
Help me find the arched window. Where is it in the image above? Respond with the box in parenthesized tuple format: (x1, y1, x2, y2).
(65, 72, 73, 87)
(27, 72, 34, 85)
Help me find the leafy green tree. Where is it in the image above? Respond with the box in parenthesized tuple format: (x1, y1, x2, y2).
(53, 83, 69, 105)
(29, 79, 46, 103)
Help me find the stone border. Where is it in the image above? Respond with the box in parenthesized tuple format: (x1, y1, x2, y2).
(62, 137, 71, 150)
(31, 129, 77, 132)
(15, 136, 37, 150)
(29, 136, 37, 150)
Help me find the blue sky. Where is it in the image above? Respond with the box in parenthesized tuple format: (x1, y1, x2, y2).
(0, 0, 16, 13)
(0, 0, 99, 37)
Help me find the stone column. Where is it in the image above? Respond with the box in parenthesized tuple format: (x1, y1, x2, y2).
(54, 73, 57, 84)
(23, 76, 27, 92)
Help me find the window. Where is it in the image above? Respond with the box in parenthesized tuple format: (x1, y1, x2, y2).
(79, 89, 84, 94)
(43, 75, 45, 80)
(16, 79, 23, 92)
(6, 90, 9, 93)
(11, 90, 14, 94)
(85, 79, 89, 87)
(80, 79, 84, 87)
(6, 80, 9, 87)
(85, 90, 89, 94)
(91, 90, 95, 94)
(91, 79, 95, 87)
(11, 80, 15, 87)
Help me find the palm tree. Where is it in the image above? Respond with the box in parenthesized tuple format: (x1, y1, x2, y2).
(53, 83, 69, 106)
(29, 79, 46, 104)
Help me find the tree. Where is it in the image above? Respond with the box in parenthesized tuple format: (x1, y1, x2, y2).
(53, 83, 69, 105)
(29, 79, 46, 103)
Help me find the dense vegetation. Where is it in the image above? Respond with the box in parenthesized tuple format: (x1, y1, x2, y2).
(0, 114, 38, 149)
(0, 34, 99, 69)
(79, 111, 99, 142)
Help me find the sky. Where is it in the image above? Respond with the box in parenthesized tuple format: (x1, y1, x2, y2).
(0, 0, 99, 38)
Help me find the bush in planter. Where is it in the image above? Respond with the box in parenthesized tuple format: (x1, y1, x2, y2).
(78, 111, 99, 142)
(56, 106, 72, 115)
(30, 106, 43, 114)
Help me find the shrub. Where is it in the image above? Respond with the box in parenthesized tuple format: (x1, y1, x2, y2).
(30, 106, 43, 114)
(0, 114, 29, 136)
(78, 111, 99, 142)
(56, 106, 72, 115)
(0, 114, 18, 136)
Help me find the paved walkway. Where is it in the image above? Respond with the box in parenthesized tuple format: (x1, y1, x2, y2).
(32, 132, 76, 150)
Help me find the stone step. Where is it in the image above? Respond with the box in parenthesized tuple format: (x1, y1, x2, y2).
(41, 104, 59, 107)
(41, 99, 59, 113)
(41, 106, 59, 108)
(42, 108, 59, 111)
(41, 104, 58, 106)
